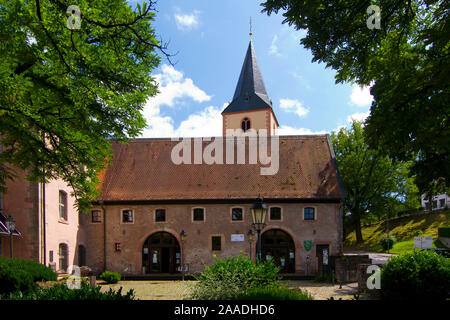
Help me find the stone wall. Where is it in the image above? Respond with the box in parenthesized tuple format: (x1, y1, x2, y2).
(332, 254, 371, 283)
(438, 237, 450, 248)
(86, 202, 341, 275)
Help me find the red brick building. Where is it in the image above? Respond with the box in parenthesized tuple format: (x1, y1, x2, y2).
(1, 39, 345, 276)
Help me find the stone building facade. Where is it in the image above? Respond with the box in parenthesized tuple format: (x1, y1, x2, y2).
(1, 38, 345, 276)
(0, 170, 84, 272)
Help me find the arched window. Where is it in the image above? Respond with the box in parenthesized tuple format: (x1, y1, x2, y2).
(241, 118, 251, 132)
(59, 243, 68, 272)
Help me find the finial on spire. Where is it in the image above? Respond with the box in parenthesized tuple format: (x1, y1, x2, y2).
(249, 16, 253, 40)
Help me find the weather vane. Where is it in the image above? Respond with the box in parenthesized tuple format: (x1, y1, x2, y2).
(249, 16, 253, 39)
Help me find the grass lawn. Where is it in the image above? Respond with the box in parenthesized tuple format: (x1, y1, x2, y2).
(344, 210, 450, 254)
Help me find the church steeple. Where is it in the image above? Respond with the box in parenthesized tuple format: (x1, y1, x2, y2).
(222, 36, 279, 136)
(222, 40, 272, 114)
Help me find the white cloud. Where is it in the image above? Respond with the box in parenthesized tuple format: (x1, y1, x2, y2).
(350, 85, 373, 107)
(279, 99, 309, 117)
(174, 10, 200, 31)
(144, 64, 211, 114)
(269, 35, 281, 57)
(141, 65, 224, 138)
(141, 104, 223, 138)
(346, 111, 370, 123)
(278, 125, 328, 136)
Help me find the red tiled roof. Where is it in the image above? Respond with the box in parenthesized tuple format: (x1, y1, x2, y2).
(97, 135, 345, 202)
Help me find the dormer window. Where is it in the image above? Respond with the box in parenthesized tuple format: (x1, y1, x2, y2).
(241, 118, 251, 132)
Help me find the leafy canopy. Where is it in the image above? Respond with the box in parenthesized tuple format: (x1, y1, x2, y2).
(262, 0, 449, 195)
(331, 121, 418, 242)
(0, 0, 165, 210)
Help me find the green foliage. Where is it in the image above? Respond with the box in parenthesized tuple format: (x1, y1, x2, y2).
(1, 283, 135, 300)
(438, 227, 450, 238)
(331, 121, 417, 243)
(0, 0, 166, 210)
(379, 234, 397, 251)
(0, 257, 58, 295)
(380, 250, 450, 300)
(99, 271, 121, 284)
(261, 0, 449, 196)
(234, 286, 313, 300)
(345, 210, 450, 252)
(189, 255, 281, 300)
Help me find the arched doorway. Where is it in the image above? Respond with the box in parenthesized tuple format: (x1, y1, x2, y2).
(261, 229, 295, 273)
(142, 232, 180, 274)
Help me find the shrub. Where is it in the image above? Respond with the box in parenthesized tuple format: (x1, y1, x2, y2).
(438, 226, 450, 238)
(0, 257, 57, 295)
(234, 286, 313, 300)
(380, 250, 450, 300)
(99, 271, 121, 284)
(189, 255, 281, 300)
(379, 234, 397, 251)
(1, 282, 135, 300)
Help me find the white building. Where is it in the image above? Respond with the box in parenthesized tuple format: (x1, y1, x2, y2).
(421, 193, 449, 211)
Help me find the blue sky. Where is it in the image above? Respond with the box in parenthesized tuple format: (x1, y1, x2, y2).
(130, 0, 373, 137)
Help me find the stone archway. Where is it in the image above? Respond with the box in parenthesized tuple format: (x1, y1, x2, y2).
(142, 232, 180, 274)
(261, 229, 295, 273)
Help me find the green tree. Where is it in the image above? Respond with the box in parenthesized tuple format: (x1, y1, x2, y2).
(0, 0, 167, 210)
(262, 0, 449, 196)
(331, 121, 417, 243)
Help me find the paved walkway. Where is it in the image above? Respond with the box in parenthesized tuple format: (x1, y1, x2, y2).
(284, 280, 358, 300)
(343, 250, 398, 265)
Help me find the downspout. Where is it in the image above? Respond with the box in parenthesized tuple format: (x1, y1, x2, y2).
(41, 131, 46, 266)
(42, 174, 46, 266)
(99, 201, 106, 271)
(339, 202, 343, 255)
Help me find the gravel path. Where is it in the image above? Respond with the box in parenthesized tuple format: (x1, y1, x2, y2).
(102, 280, 360, 300)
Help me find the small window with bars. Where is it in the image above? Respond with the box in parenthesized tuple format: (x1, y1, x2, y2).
(91, 210, 102, 223)
(122, 209, 133, 223)
(155, 209, 166, 222)
(270, 207, 282, 220)
(304, 207, 315, 220)
(193, 208, 205, 221)
(231, 208, 243, 221)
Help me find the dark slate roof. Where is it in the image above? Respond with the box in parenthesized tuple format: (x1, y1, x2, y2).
(222, 40, 272, 114)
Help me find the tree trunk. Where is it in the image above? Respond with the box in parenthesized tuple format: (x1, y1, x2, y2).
(354, 214, 363, 244)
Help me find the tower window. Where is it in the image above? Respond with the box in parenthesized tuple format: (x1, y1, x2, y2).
(241, 118, 251, 132)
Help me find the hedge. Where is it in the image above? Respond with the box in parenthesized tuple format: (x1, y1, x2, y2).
(2, 283, 135, 300)
(0, 257, 57, 295)
(380, 250, 450, 300)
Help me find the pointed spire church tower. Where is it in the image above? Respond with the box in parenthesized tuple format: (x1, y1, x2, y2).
(222, 38, 279, 136)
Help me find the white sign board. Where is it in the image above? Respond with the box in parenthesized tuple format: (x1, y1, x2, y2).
(414, 236, 433, 249)
(231, 234, 245, 242)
